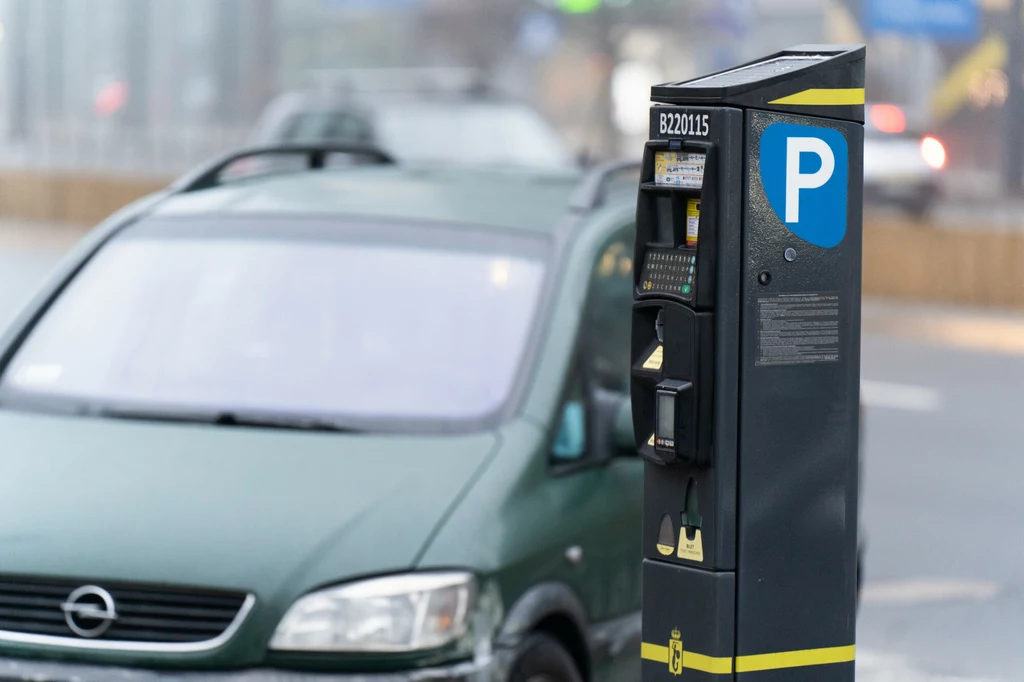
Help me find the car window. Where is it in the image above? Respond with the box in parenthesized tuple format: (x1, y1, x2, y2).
(279, 110, 373, 145)
(0, 219, 548, 430)
(580, 225, 635, 393)
(374, 102, 574, 170)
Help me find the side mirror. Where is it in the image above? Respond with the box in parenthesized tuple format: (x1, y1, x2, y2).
(552, 402, 586, 462)
(589, 388, 636, 460)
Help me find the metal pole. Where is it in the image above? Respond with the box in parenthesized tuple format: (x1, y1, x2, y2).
(1005, 0, 1024, 195)
(7, 0, 30, 143)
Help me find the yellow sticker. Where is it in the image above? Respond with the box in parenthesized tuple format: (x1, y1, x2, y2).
(686, 198, 700, 247)
(647, 433, 655, 447)
(643, 345, 663, 371)
(677, 529, 704, 563)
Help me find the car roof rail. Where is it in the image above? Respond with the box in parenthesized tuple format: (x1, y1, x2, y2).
(169, 144, 396, 194)
(568, 159, 642, 212)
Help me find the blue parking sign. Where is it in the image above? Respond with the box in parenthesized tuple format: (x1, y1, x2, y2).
(760, 123, 849, 249)
(865, 0, 979, 42)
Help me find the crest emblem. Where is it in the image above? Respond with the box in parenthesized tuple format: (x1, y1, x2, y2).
(668, 628, 684, 675)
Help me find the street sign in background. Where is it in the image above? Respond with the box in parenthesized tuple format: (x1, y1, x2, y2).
(865, 0, 980, 42)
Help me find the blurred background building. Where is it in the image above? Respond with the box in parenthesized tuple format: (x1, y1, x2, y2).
(0, 0, 1014, 196)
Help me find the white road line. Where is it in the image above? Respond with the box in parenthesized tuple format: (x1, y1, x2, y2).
(861, 380, 942, 412)
(862, 578, 1001, 606)
(857, 650, 1003, 682)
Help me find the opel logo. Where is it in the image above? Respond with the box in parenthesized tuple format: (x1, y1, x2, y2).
(60, 585, 118, 638)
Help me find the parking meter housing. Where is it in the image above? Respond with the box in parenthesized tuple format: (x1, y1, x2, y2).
(632, 45, 865, 681)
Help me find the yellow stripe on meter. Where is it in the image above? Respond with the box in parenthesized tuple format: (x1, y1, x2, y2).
(640, 643, 733, 674)
(641, 642, 669, 663)
(641, 641, 855, 675)
(735, 645, 856, 673)
(769, 88, 865, 106)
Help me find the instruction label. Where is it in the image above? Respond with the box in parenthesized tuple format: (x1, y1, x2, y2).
(643, 345, 664, 371)
(677, 529, 704, 562)
(654, 151, 706, 188)
(756, 293, 840, 366)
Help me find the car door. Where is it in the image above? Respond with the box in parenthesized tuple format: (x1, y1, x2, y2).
(548, 222, 643, 682)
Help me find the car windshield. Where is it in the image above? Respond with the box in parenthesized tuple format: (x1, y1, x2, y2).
(0, 219, 548, 430)
(278, 100, 574, 170)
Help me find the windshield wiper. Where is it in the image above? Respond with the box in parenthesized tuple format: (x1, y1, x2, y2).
(211, 412, 361, 433)
(94, 407, 361, 433)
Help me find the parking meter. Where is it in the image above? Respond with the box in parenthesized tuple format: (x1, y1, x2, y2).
(631, 46, 864, 680)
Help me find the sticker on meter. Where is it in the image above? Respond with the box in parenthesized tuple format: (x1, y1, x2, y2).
(655, 152, 705, 188)
(760, 123, 848, 248)
(677, 529, 704, 562)
(643, 345, 664, 371)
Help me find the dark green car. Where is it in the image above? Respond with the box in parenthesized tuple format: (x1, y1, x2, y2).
(0, 147, 644, 682)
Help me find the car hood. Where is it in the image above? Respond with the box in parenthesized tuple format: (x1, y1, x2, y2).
(0, 411, 497, 604)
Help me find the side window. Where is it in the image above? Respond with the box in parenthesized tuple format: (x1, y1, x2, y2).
(551, 224, 635, 466)
(581, 225, 636, 394)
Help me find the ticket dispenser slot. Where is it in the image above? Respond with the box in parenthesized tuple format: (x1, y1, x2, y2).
(631, 301, 713, 466)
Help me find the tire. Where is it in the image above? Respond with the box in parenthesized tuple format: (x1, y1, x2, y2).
(509, 633, 584, 682)
(904, 198, 932, 221)
(902, 187, 937, 221)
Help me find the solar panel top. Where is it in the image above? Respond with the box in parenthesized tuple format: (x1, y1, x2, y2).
(669, 54, 831, 89)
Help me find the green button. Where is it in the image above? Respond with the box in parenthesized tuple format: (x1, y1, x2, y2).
(681, 285, 692, 294)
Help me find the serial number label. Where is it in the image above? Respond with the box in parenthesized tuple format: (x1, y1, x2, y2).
(658, 111, 710, 138)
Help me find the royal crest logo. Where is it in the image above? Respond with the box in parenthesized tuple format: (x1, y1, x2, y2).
(668, 628, 684, 676)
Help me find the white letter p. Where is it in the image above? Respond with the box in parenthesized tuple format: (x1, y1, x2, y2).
(785, 137, 835, 224)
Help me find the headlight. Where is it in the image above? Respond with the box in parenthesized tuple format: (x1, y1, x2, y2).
(269, 572, 477, 653)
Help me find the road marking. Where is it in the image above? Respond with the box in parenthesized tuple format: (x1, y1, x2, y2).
(861, 380, 942, 412)
(858, 649, 1004, 682)
(864, 313, 1024, 356)
(862, 578, 1000, 606)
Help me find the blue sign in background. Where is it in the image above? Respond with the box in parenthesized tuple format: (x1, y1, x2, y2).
(760, 123, 849, 249)
(864, 0, 979, 42)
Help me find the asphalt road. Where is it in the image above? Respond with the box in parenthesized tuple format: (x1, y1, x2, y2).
(0, 229, 1021, 681)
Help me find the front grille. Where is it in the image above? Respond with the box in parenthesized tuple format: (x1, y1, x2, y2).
(0, 575, 250, 647)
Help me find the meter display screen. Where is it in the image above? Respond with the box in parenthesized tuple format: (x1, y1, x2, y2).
(656, 391, 676, 448)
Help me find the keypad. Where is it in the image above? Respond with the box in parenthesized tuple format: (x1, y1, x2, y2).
(640, 247, 696, 298)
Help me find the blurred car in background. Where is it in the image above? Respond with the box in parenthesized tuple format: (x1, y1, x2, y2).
(863, 102, 946, 218)
(248, 68, 577, 171)
(0, 146, 642, 682)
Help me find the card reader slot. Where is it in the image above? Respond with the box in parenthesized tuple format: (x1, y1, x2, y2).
(631, 300, 714, 467)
